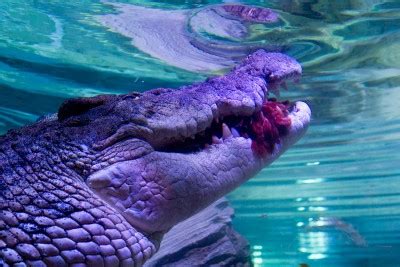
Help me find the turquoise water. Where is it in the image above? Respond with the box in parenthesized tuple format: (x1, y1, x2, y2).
(1, 1, 400, 266)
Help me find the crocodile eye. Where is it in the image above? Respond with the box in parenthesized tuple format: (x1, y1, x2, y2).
(58, 94, 115, 121)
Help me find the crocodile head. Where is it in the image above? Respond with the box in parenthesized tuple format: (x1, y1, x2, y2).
(57, 50, 310, 234)
(0, 50, 310, 265)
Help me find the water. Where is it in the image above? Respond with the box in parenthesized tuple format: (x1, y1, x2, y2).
(1, 1, 399, 266)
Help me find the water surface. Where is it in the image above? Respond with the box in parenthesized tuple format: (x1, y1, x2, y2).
(1, 1, 400, 266)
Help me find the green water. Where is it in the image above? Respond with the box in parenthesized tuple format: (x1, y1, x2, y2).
(1, 1, 400, 266)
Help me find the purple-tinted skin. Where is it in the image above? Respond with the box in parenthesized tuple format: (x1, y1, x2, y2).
(220, 4, 279, 23)
(0, 50, 310, 266)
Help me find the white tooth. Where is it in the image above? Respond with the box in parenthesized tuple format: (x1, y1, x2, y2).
(215, 117, 219, 124)
(222, 123, 232, 139)
(212, 135, 222, 144)
(231, 127, 240, 137)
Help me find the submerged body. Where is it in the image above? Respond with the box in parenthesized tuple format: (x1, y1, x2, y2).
(0, 50, 310, 266)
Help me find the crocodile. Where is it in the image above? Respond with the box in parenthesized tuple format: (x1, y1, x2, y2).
(0, 50, 310, 266)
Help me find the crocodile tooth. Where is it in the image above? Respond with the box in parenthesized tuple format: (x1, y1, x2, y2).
(212, 135, 222, 144)
(231, 127, 240, 137)
(222, 123, 232, 139)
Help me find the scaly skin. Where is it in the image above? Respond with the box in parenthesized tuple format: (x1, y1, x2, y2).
(0, 50, 311, 266)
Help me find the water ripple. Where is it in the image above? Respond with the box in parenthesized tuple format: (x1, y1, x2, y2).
(0, 1, 399, 266)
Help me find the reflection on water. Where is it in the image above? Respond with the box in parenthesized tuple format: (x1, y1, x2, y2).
(0, 0, 400, 266)
(99, 2, 281, 72)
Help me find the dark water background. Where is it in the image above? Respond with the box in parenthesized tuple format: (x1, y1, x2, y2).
(1, 1, 400, 266)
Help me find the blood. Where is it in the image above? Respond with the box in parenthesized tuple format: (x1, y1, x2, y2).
(250, 101, 291, 157)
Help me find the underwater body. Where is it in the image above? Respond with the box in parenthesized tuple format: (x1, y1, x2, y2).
(0, 47, 311, 266)
(0, 1, 400, 266)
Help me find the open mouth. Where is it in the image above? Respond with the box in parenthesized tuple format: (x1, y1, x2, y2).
(159, 86, 298, 157)
(139, 51, 311, 158)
